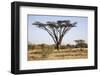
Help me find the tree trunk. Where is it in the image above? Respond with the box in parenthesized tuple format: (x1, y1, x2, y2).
(56, 42, 60, 50)
(56, 37, 63, 50)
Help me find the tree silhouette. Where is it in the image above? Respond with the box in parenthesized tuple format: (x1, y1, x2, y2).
(32, 20, 77, 50)
(75, 40, 88, 48)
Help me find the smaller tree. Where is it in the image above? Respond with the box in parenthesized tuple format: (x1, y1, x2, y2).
(66, 44, 72, 48)
(74, 40, 88, 48)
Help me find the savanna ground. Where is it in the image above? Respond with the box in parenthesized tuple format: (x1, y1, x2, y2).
(28, 45, 88, 61)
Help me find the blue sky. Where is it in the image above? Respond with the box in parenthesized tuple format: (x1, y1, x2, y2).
(28, 15, 88, 45)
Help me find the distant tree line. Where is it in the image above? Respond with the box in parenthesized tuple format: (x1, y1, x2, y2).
(28, 40, 88, 50)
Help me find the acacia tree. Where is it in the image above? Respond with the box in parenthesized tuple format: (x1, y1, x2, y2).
(75, 40, 88, 48)
(32, 20, 77, 50)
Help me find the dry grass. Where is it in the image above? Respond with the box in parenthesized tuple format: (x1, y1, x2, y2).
(28, 48, 88, 61)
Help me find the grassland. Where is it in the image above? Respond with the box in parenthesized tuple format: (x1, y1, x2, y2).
(28, 48, 88, 61)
